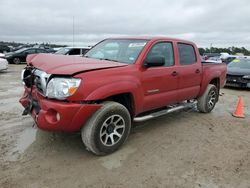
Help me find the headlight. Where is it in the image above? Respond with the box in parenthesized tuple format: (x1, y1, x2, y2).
(46, 77, 81, 100)
(243, 75, 250, 79)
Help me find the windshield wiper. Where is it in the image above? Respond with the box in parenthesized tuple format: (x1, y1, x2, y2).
(99, 58, 118, 62)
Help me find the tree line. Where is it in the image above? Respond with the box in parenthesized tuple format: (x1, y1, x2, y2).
(0, 41, 66, 48)
(199, 46, 250, 56)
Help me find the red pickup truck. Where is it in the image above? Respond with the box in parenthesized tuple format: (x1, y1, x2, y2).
(20, 37, 227, 155)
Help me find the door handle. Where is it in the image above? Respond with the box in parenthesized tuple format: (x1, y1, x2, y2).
(171, 71, 178, 76)
(195, 69, 200, 74)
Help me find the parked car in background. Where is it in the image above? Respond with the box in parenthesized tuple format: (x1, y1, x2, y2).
(5, 48, 49, 64)
(220, 52, 230, 59)
(205, 56, 222, 63)
(226, 58, 250, 88)
(203, 53, 221, 60)
(0, 58, 8, 71)
(0, 53, 5, 58)
(43, 48, 56, 53)
(12, 45, 32, 52)
(55, 47, 91, 56)
(221, 55, 238, 64)
(32, 45, 57, 53)
(0, 44, 11, 53)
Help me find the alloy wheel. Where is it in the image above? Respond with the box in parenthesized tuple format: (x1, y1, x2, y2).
(99, 115, 125, 146)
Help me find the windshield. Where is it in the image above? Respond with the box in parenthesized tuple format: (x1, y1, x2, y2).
(228, 59, 250, 69)
(84, 39, 148, 64)
(55, 48, 70, 55)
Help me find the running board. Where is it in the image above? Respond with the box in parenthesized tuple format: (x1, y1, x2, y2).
(133, 101, 197, 122)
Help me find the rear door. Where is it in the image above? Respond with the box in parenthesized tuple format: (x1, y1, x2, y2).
(176, 43, 202, 101)
(141, 41, 179, 111)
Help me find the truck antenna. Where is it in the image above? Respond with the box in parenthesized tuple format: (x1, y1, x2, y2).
(73, 16, 75, 47)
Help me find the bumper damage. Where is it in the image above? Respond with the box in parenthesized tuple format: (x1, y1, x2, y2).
(19, 88, 102, 132)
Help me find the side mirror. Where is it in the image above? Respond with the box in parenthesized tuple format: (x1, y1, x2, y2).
(144, 56, 165, 67)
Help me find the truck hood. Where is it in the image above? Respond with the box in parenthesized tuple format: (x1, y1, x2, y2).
(27, 54, 128, 75)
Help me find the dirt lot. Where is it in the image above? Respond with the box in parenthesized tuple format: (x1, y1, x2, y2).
(0, 65, 250, 188)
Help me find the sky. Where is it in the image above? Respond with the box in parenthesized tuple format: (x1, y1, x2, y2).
(0, 0, 250, 48)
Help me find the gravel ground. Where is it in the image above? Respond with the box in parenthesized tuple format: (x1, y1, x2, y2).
(0, 65, 250, 188)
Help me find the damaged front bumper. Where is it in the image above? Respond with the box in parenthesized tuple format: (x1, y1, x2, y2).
(19, 87, 102, 132)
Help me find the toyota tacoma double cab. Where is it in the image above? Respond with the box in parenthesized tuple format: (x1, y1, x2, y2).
(20, 37, 227, 155)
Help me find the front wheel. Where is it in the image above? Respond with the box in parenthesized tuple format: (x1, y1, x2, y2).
(13, 57, 21, 64)
(81, 101, 131, 155)
(197, 84, 218, 113)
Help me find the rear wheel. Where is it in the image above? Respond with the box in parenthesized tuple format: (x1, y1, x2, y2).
(197, 84, 218, 113)
(81, 101, 131, 155)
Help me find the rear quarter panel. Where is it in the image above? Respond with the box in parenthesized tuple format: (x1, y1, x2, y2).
(198, 63, 227, 97)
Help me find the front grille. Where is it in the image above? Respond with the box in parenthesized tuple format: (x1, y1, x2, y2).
(33, 69, 50, 96)
(226, 74, 248, 83)
(34, 75, 43, 94)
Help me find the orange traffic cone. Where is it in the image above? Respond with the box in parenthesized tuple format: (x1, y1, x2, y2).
(232, 97, 245, 118)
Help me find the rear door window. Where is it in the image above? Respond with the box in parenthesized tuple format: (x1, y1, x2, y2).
(177, 43, 196, 65)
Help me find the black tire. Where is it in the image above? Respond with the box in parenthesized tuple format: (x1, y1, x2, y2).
(197, 84, 218, 113)
(13, 57, 21, 64)
(81, 101, 131, 155)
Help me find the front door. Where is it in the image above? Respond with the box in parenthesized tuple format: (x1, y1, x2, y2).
(141, 41, 179, 112)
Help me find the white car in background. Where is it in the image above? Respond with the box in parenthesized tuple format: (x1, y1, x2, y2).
(55, 47, 91, 56)
(0, 58, 8, 71)
(205, 56, 222, 63)
(0, 53, 5, 58)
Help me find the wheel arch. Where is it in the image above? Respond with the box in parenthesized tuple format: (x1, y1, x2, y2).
(104, 93, 135, 117)
(85, 81, 143, 116)
(209, 77, 220, 90)
(199, 77, 220, 98)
